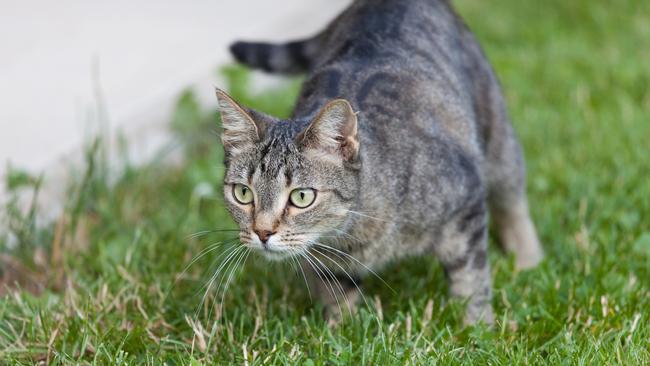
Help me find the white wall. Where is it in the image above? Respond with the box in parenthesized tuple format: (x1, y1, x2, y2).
(0, 0, 350, 208)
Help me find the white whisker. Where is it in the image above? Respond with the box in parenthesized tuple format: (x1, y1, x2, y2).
(312, 242, 395, 294)
(218, 247, 250, 313)
(311, 246, 370, 311)
(187, 229, 240, 240)
(307, 248, 351, 315)
(195, 245, 244, 318)
(300, 251, 344, 318)
(290, 248, 313, 301)
(344, 209, 392, 223)
(177, 238, 238, 283)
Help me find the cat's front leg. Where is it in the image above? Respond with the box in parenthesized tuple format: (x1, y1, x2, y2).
(444, 251, 493, 326)
(436, 200, 494, 325)
(308, 268, 362, 324)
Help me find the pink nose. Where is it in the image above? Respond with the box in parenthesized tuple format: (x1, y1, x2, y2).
(254, 229, 276, 244)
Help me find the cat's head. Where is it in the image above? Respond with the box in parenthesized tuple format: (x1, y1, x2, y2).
(215, 89, 360, 261)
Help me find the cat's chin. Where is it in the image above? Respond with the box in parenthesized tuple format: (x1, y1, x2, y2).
(255, 247, 300, 262)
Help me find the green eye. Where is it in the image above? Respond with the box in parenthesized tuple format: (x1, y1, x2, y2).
(289, 188, 316, 208)
(232, 184, 253, 204)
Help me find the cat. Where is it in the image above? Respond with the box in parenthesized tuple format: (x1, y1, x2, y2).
(215, 0, 543, 324)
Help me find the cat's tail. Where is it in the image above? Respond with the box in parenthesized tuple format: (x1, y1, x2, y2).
(229, 37, 321, 75)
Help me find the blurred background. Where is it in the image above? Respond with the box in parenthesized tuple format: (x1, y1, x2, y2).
(0, 0, 349, 209)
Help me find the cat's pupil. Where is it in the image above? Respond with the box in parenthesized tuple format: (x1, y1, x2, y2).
(242, 187, 247, 195)
(300, 192, 305, 200)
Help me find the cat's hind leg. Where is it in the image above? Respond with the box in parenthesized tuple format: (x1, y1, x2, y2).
(491, 196, 544, 270)
(484, 117, 544, 270)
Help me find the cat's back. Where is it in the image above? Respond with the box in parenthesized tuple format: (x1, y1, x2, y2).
(293, 0, 486, 157)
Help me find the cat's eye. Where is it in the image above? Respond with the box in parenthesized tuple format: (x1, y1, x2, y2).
(232, 184, 254, 205)
(289, 188, 316, 208)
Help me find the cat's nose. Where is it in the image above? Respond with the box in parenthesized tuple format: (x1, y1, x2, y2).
(254, 229, 276, 244)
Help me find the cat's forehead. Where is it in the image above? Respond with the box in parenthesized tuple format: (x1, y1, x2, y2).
(225, 117, 323, 184)
(254, 135, 301, 177)
(226, 135, 304, 183)
(266, 117, 310, 138)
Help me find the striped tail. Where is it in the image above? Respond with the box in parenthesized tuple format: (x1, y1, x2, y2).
(229, 38, 318, 75)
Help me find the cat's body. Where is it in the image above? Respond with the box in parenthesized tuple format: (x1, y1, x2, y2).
(218, 0, 543, 324)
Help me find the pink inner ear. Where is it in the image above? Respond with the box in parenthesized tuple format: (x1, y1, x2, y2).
(339, 130, 359, 162)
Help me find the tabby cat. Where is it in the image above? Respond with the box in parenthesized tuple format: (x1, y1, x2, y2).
(215, 0, 543, 324)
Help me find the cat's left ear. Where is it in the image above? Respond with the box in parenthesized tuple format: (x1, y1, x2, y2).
(298, 99, 359, 162)
(215, 88, 264, 157)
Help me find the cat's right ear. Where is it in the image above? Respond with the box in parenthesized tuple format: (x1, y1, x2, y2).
(215, 88, 263, 156)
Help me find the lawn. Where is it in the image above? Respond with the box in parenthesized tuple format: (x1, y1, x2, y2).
(1, 0, 649, 364)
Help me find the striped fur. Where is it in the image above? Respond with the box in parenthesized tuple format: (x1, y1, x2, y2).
(220, 0, 544, 325)
(230, 38, 319, 75)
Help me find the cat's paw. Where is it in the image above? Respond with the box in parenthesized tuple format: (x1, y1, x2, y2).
(463, 304, 494, 327)
(515, 247, 544, 271)
(322, 302, 356, 327)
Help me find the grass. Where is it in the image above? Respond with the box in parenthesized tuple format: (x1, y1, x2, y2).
(1, 0, 649, 364)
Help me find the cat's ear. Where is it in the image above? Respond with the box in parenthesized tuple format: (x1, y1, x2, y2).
(215, 88, 263, 156)
(298, 99, 359, 162)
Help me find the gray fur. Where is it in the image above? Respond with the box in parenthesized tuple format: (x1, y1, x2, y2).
(218, 0, 544, 324)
